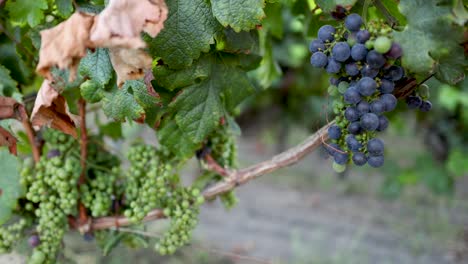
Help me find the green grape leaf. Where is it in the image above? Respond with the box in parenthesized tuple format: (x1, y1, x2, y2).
(379, 0, 407, 26)
(451, 0, 468, 26)
(147, 0, 222, 69)
(263, 2, 283, 39)
(167, 54, 255, 143)
(211, 0, 265, 32)
(158, 121, 200, 159)
(5, 0, 48, 27)
(154, 58, 211, 91)
(394, 0, 465, 81)
(103, 87, 145, 122)
(79, 49, 113, 87)
(250, 30, 282, 89)
(435, 47, 467, 85)
(0, 148, 21, 225)
(171, 81, 223, 143)
(80, 80, 105, 103)
(216, 29, 260, 54)
(55, 0, 74, 18)
(315, 0, 358, 12)
(0, 65, 18, 97)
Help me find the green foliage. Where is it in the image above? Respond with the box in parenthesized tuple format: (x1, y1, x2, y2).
(147, 0, 222, 69)
(314, 0, 358, 12)
(393, 0, 466, 84)
(55, 0, 74, 18)
(79, 49, 113, 88)
(0, 148, 21, 225)
(0, 65, 18, 97)
(211, 0, 265, 32)
(5, 0, 48, 27)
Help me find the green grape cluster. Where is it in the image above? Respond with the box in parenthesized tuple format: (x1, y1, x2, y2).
(208, 127, 238, 209)
(0, 219, 28, 253)
(155, 187, 204, 255)
(123, 145, 172, 223)
(81, 167, 120, 217)
(23, 130, 81, 263)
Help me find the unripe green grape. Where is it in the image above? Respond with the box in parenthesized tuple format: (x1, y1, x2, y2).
(374, 36, 392, 53)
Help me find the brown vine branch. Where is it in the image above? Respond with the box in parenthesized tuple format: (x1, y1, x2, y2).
(78, 98, 87, 185)
(89, 122, 332, 230)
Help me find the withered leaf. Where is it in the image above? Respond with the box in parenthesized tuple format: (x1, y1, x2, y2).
(89, 0, 168, 48)
(0, 97, 20, 120)
(0, 127, 17, 156)
(109, 48, 153, 86)
(36, 12, 95, 82)
(31, 80, 79, 137)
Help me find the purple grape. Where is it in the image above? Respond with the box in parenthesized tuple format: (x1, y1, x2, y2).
(348, 121, 362, 134)
(366, 50, 386, 69)
(384, 66, 404, 81)
(28, 235, 40, 248)
(331, 5, 347, 20)
(345, 63, 360, 76)
(47, 149, 61, 159)
(345, 106, 359, 121)
(334, 150, 349, 165)
(351, 44, 368, 61)
(419, 100, 432, 112)
(370, 99, 385, 115)
(344, 86, 362, 104)
(346, 135, 362, 152)
(361, 64, 379, 78)
(325, 143, 341, 156)
(406, 95, 422, 109)
(379, 79, 395, 94)
(368, 155, 384, 167)
(385, 42, 403, 59)
(326, 57, 342, 73)
(367, 138, 384, 156)
(345, 13, 363, 32)
(377, 115, 389, 131)
(332, 42, 351, 62)
(356, 30, 370, 43)
(357, 101, 370, 116)
(358, 77, 377, 96)
(318, 25, 336, 42)
(352, 152, 367, 166)
(381, 94, 397, 111)
(360, 113, 379, 131)
(329, 77, 339, 86)
(309, 39, 325, 53)
(310, 52, 328, 68)
(328, 125, 342, 139)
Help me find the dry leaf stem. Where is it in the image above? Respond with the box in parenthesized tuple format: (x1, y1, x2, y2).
(18, 106, 40, 162)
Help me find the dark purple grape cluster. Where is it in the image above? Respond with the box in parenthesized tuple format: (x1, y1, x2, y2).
(309, 13, 424, 170)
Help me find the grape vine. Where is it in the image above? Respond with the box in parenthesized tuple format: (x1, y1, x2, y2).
(0, 0, 465, 263)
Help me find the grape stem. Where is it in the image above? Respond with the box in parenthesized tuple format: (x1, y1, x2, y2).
(78, 98, 89, 228)
(88, 122, 332, 231)
(373, 0, 399, 28)
(17, 105, 41, 163)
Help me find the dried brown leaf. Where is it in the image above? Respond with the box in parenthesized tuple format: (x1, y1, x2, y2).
(0, 127, 17, 156)
(89, 0, 168, 48)
(31, 80, 79, 137)
(0, 97, 20, 120)
(36, 12, 95, 82)
(109, 48, 153, 86)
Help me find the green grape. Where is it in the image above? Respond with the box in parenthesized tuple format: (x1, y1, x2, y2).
(0, 219, 28, 253)
(374, 36, 392, 54)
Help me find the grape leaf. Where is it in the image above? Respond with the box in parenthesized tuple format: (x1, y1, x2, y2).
(393, 0, 465, 82)
(80, 80, 105, 103)
(102, 80, 159, 122)
(153, 58, 211, 91)
(103, 85, 145, 122)
(0, 148, 21, 225)
(55, 0, 74, 18)
(0, 65, 18, 97)
(211, 0, 265, 32)
(315, 0, 358, 12)
(165, 54, 255, 143)
(147, 0, 222, 69)
(158, 121, 200, 159)
(79, 49, 113, 87)
(5, 0, 48, 27)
